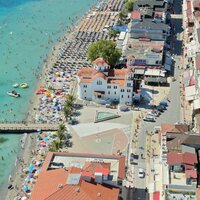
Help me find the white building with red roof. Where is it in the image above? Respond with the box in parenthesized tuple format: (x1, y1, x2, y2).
(76, 57, 134, 105)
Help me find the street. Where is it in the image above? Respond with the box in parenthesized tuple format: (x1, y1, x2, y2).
(128, 1, 183, 198)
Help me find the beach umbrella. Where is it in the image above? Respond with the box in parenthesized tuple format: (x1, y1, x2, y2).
(22, 186, 29, 191)
(28, 173, 34, 178)
(28, 165, 34, 172)
(24, 177, 30, 182)
(53, 98, 58, 103)
(42, 96, 48, 101)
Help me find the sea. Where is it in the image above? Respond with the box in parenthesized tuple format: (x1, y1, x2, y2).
(0, 0, 98, 195)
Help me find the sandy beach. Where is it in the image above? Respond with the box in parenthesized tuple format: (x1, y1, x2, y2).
(4, 0, 124, 199)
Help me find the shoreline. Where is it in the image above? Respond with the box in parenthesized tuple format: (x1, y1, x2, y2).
(3, 3, 98, 200)
(4, 0, 124, 199)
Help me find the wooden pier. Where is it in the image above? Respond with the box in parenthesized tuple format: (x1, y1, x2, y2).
(0, 123, 59, 133)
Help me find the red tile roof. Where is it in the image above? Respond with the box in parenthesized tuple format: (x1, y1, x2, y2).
(187, 0, 193, 23)
(161, 124, 189, 133)
(195, 54, 200, 70)
(167, 152, 197, 165)
(77, 67, 132, 86)
(185, 169, 197, 179)
(193, 1, 200, 9)
(131, 11, 141, 19)
(45, 180, 119, 200)
(95, 168, 110, 176)
(83, 162, 110, 177)
(92, 57, 108, 66)
(189, 75, 195, 86)
(30, 168, 69, 200)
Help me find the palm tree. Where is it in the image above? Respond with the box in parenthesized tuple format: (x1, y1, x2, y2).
(63, 105, 72, 121)
(66, 94, 75, 103)
(49, 140, 60, 152)
(58, 123, 66, 132)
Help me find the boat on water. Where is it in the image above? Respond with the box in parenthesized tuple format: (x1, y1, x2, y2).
(12, 83, 19, 88)
(7, 91, 20, 98)
(20, 83, 28, 88)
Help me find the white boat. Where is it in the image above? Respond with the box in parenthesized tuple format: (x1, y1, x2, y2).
(7, 91, 20, 98)
(12, 83, 19, 88)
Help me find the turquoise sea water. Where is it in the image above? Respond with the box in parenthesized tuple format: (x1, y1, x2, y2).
(0, 0, 97, 194)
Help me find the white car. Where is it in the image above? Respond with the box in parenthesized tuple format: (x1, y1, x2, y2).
(143, 114, 156, 122)
(138, 168, 145, 178)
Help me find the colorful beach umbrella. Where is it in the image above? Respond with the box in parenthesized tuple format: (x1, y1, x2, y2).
(28, 165, 34, 172)
(22, 186, 29, 191)
(28, 173, 34, 178)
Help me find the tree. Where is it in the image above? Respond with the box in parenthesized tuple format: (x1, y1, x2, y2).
(58, 123, 66, 133)
(63, 94, 75, 121)
(49, 140, 61, 152)
(87, 40, 121, 67)
(63, 105, 72, 121)
(124, 0, 134, 12)
(108, 27, 120, 38)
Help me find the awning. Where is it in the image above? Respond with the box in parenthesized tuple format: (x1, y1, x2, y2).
(185, 85, 196, 101)
(194, 99, 200, 110)
(153, 191, 160, 200)
(134, 68, 145, 75)
(145, 69, 166, 77)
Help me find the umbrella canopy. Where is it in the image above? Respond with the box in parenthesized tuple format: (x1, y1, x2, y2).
(28, 165, 34, 172)
(28, 173, 34, 178)
(44, 137, 49, 141)
(22, 186, 29, 191)
(24, 177, 30, 182)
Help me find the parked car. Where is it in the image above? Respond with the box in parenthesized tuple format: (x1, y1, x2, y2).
(159, 101, 168, 108)
(138, 168, 145, 178)
(156, 105, 166, 112)
(130, 153, 139, 165)
(148, 110, 160, 117)
(143, 114, 156, 122)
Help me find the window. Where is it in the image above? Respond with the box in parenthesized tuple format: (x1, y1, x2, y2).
(114, 92, 116, 95)
(128, 95, 130, 98)
(97, 81, 102, 85)
(114, 86, 117, 89)
(84, 90, 86, 93)
(107, 85, 111, 89)
(127, 89, 131, 92)
(121, 95, 123, 98)
(121, 89, 124, 92)
(83, 85, 87, 88)
(108, 91, 110, 94)
(127, 83, 131, 87)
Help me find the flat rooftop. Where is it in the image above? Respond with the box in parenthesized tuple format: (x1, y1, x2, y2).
(42, 152, 125, 181)
(124, 38, 164, 65)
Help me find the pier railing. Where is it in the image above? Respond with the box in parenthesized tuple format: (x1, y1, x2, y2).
(0, 122, 59, 133)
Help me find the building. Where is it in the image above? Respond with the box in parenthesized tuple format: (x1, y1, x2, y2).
(167, 152, 197, 192)
(30, 152, 126, 200)
(130, 18, 170, 41)
(77, 57, 134, 105)
(158, 123, 200, 199)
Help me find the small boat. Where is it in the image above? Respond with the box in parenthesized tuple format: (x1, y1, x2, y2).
(7, 91, 20, 98)
(20, 83, 28, 88)
(12, 83, 19, 88)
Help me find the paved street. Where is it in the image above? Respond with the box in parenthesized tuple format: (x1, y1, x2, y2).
(129, 1, 183, 198)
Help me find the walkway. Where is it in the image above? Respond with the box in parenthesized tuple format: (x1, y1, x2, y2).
(0, 123, 59, 133)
